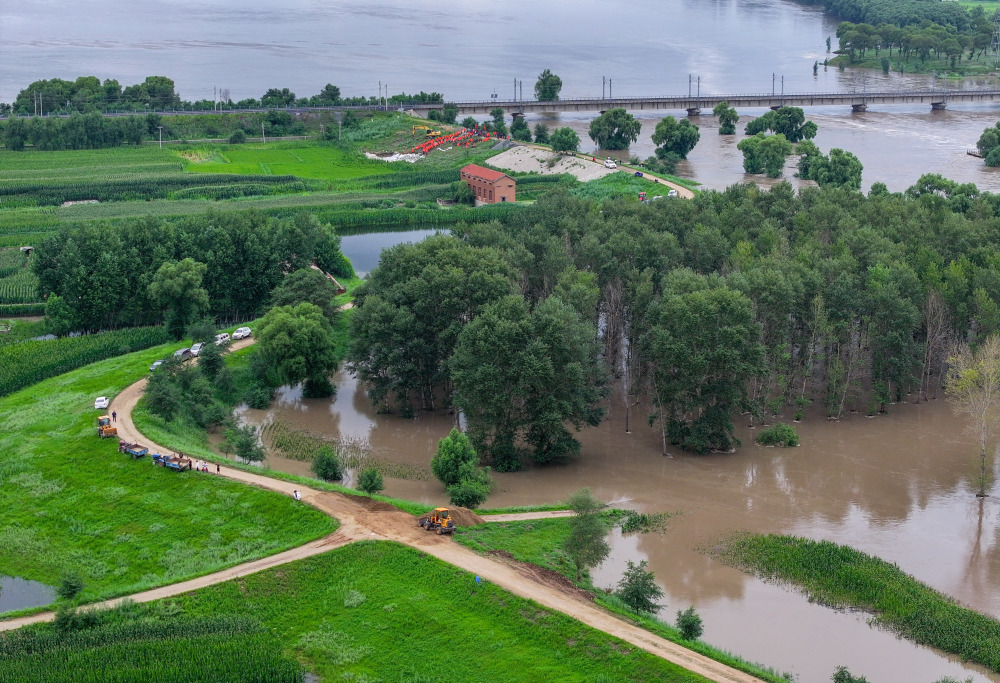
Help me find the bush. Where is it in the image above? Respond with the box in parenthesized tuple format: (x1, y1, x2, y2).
(832, 667, 869, 683)
(312, 445, 343, 481)
(358, 468, 384, 496)
(431, 428, 478, 487)
(228, 129, 247, 144)
(56, 572, 85, 600)
(615, 560, 664, 614)
(447, 478, 490, 509)
(242, 383, 274, 409)
(755, 423, 799, 447)
(198, 340, 225, 379)
(675, 606, 703, 640)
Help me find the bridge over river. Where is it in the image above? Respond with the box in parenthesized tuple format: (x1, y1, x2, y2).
(407, 89, 1000, 116)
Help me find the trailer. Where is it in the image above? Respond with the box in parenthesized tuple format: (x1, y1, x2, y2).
(118, 441, 148, 459)
(152, 452, 192, 471)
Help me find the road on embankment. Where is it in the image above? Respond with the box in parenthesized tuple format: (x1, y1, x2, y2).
(0, 337, 762, 683)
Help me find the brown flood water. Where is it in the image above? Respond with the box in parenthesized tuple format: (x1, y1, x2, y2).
(237, 369, 1000, 683)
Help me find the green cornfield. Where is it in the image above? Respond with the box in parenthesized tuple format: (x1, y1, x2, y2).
(0, 268, 40, 304)
(0, 611, 303, 682)
(0, 326, 170, 396)
(0, 249, 27, 277)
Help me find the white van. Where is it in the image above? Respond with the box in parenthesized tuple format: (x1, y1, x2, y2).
(604, 157, 617, 169)
(214, 333, 231, 346)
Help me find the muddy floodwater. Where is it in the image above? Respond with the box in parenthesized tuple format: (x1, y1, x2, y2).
(239, 369, 1000, 683)
(0, 575, 56, 614)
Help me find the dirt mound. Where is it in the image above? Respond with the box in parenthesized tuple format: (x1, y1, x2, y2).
(447, 507, 485, 527)
(342, 492, 402, 513)
(486, 550, 594, 603)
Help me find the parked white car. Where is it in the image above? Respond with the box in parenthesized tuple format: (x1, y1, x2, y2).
(604, 157, 617, 169)
(667, 189, 679, 198)
(94, 396, 109, 410)
(149, 360, 164, 372)
(214, 333, 231, 346)
(190, 342, 205, 356)
(233, 327, 252, 341)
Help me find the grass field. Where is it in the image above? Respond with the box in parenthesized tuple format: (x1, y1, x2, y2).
(169, 540, 714, 683)
(182, 142, 389, 181)
(0, 343, 335, 609)
(714, 533, 1000, 673)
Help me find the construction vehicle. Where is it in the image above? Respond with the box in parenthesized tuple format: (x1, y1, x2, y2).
(97, 415, 118, 439)
(418, 507, 456, 535)
(118, 440, 148, 459)
(412, 124, 442, 137)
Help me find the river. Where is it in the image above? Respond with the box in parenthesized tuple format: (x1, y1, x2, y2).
(237, 366, 1000, 683)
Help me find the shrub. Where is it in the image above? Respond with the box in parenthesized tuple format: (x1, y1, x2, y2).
(56, 572, 85, 600)
(242, 383, 274, 409)
(358, 468, 384, 496)
(312, 445, 343, 481)
(832, 667, 869, 683)
(431, 428, 478, 487)
(755, 423, 799, 447)
(675, 606, 703, 640)
(229, 129, 247, 144)
(615, 560, 664, 614)
(447, 478, 490, 509)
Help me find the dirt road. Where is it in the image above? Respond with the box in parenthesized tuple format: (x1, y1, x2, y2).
(1, 341, 763, 682)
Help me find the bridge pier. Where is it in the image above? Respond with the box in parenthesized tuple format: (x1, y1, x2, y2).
(931, 101, 947, 111)
(851, 103, 867, 112)
(686, 108, 701, 117)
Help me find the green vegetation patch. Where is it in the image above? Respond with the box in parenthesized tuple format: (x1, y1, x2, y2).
(713, 533, 1000, 672)
(183, 142, 388, 182)
(171, 540, 712, 682)
(0, 344, 335, 607)
(0, 608, 302, 682)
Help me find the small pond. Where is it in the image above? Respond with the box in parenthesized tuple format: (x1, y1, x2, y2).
(0, 574, 56, 614)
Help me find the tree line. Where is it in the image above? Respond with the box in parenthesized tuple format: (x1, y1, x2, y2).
(32, 211, 352, 332)
(805, 0, 982, 33)
(834, 16, 997, 67)
(2, 74, 444, 116)
(350, 182, 1000, 468)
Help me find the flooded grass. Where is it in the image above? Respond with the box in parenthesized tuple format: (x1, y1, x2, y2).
(0, 346, 335, 607)
(714, 534, 1000, 673)
(454, 519, 792, 682)
(165, 540, 714, 682)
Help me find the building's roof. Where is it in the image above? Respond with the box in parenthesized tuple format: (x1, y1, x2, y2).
(461, 164, 512, 183)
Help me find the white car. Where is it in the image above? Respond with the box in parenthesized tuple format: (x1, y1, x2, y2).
(604, 158, 617, 169)
(94, 396, 109, 410)
(233, 327, 252, 341)
(667, 189, 679, 198)
(214, 333, 231, 347)
(190, 342, 205, 356)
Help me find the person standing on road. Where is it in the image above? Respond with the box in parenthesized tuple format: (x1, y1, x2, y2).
(112, 410, 117, 422)
(216, 462, 220, 474)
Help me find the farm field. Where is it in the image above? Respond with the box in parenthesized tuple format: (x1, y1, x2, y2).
(182, 143, 388, 181)
(0, 342, 335, 610)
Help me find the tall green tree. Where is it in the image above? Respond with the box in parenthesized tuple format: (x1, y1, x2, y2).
(712, 101, 739, 135)
(148, 258, 210, 339)
(510, 116, 532, 142)
(450, 295, 607, 470)
(489, 108, 507, 137)
(946, 335, 1000, 497)
(645, 276, 766, 454)
(549, 127, 580, 153)
(269, 268, 342, 322)
(564, 488, 610, 582)
(651, 116, 700, 159)
(744, 107, 817, 142)
(431, 427, 479, 487)
(534, 69, 563, 101)
(589, 108, 641, 150)
(616, 560, 664, 614)
(257, 302, 339, 397)
(533, 123, 550, 144)
(738, 133, 792, 178)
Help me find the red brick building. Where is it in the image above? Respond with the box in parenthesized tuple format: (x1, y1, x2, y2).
(460, 164, 516, 204)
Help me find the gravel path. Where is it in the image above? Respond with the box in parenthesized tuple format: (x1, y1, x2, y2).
(0, 339, 762, 682)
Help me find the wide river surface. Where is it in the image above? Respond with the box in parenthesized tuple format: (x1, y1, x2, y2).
(5, 0, 1000, 191)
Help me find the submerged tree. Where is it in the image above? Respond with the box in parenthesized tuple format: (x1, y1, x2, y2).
(712, 101, 739, 135)
(745, 106, 817, 143)
(534, 69, 563, 102)
(564, 488, 610, 582)
(946, 335, 1000, 497)
(589, 108, 641, 150)
(651, 116, 700, 159)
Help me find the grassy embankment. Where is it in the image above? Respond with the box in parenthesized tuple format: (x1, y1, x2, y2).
(0, 342, 335, 614)
(455, 518, 792, 682)
(829, 50, 996, 77)
(151, 540, 715, 682)
(714, 534, 1000, 673)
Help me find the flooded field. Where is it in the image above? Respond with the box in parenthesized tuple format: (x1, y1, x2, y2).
(237, 368, 1000, 682)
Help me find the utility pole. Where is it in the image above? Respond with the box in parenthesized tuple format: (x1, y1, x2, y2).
(689, 74, 692, 98)
(513, 77, 517, 102)
(157, 125, 163, 148)
(262, 121, 266, 143)
(697, 76, 701, 98)
(519, 80, 522, 102)
(772, 73, 776, 97)
(609, 78, 612, 99)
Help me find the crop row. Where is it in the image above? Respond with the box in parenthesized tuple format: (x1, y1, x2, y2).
(0, 269, 41, 304)
(0, 173, 304, 206)
(0, 162, 184, 183)
(0, 249, 27, 277)
(0, 303, 45, 317)
(0, 326, 170, 396)
(0, 613, 302, 682)
(171, 181, 306, 200)
(342, 168, 460, 190)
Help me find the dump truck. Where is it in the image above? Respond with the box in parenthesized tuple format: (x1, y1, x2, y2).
(152, 453, 192, 471)
(97, 415, 118, 438)
(118, 440, 148, 459)
(418, 507, 456, 535)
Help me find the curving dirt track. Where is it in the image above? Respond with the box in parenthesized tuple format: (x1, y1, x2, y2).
(0, 340, 763, 682)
